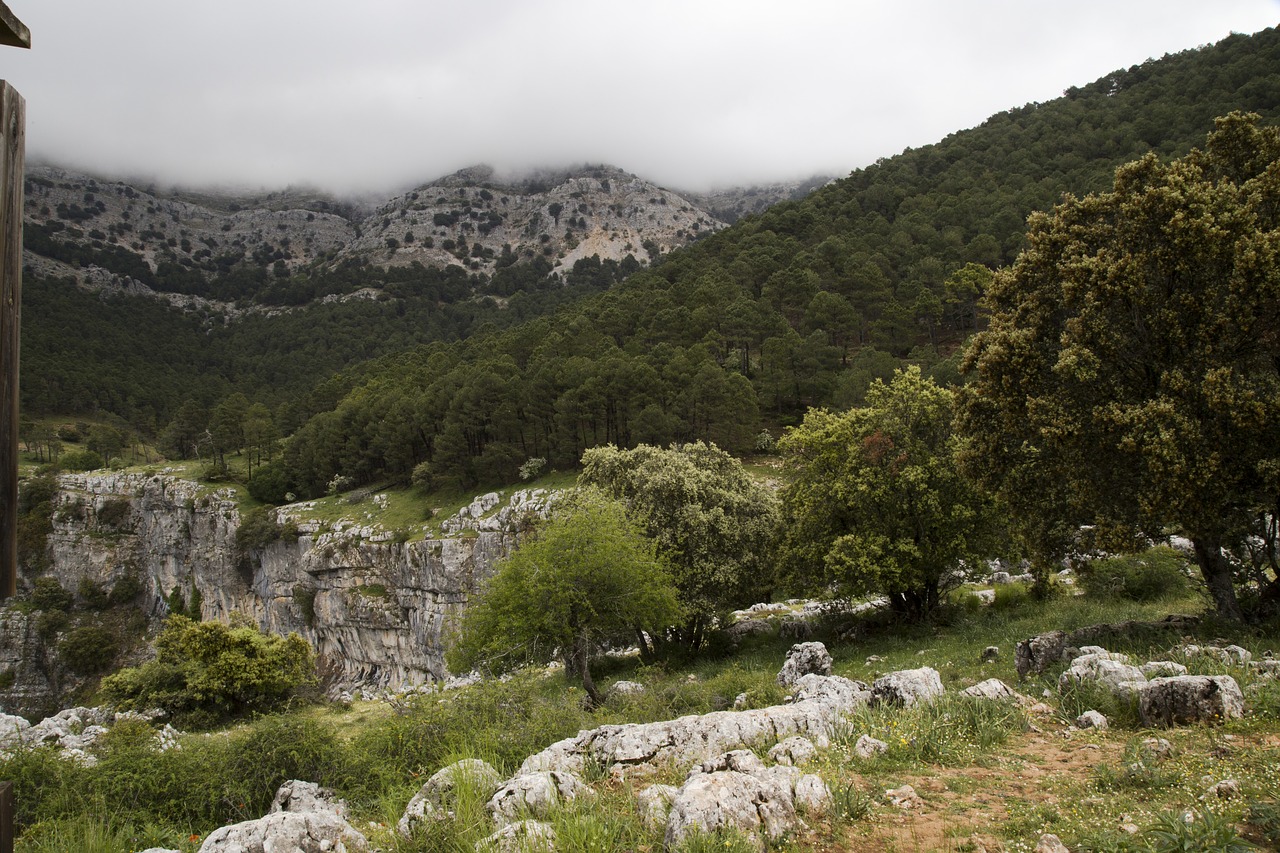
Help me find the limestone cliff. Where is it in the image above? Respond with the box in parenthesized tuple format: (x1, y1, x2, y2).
(0, 472, 554, 716)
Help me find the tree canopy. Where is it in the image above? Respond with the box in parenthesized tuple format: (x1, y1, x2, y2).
(780, 367, 998, 618)
(958, 112, 1280, 620)
(446, 488, 680, 706)
(579, 442, 779, 653)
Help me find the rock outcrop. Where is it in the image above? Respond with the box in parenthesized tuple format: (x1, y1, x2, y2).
(198, 780, 367, 852)
(1, 473, 554, 714)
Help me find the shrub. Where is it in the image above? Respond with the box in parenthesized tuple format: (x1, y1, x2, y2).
(235, 507, 284, 555)
(58, 625, 119, 674)
(60, 449, 104, 472)
(30, 577, 72, 612)
(518, 457, 546, 481)
(77, 576, 109, 610)
(100, 616, 315, 725)
(1079, 546, 1192, 601)
(107, 574, 143, 606)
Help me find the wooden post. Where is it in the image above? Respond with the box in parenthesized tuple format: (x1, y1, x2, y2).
(0, 80, 21, 602)
(0, 781, 11, 853)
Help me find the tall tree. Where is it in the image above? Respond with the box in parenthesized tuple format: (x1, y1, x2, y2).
(579, 442, 779, 653)
(958, 113, 1280, 619)
(447, 488, 679, 706)
(780, 367, 999, 618)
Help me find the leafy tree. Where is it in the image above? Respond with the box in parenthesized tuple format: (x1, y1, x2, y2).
(447, 488, 679, 706)
(579, 442, 779, 653)
(779, 367, 998, 618)
(958, 113, 1280, 619)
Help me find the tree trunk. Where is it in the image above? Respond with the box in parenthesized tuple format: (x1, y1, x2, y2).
(635, 628, 655, 665)
(1192, 537, 1244, 621)
(574, 635, 602, 708)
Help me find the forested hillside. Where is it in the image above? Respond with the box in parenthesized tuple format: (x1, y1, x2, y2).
(21, 28, 1280, 500)
(240, 28, 1280, 501)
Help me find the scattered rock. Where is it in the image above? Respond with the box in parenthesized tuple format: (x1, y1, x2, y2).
(476, 819, 556, 852)
(980, 646, 1000, 663)
(271, 780, 348, 818)
(871, 667, 944, 708)
(1057, 654, 1146, 698)
(1141, 737, 1174, 760)
(776, 642, 833, 687)
(398, 759, 501, 837)
(727, 619, 775, 642)
(518, 674, 869, 776)
(1137, 675, 1244, 727)
(1141, 661, 1189, 678)
(854, 735, 888, 759)
(961, 678, 1018, 701)
(636, 784, 678, 831)
(885, 784, 924, 810)
(1034, 833, 1070, 853)
(1016, 631, 1069, 678)
(198, 781, 368, 852)
(768, 736, 817, 766)
(607, 680, 645, 699)
(663, 751, 829, 852)
(1206, 779, 1241, 799)
(487, 770, 594, 826)
(1075, 710, 1108, 731)
(779, 617, 815, 640)
(1017, 616, 1199, 677)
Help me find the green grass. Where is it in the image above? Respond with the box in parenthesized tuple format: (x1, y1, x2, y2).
(4, 581, 1278, 852)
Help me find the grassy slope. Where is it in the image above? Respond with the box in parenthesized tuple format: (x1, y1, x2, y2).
(6, 584, 1279, 852)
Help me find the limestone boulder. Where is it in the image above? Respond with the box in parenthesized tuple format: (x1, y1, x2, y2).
(399, 758, 501, 837)
(476, 820, 555, 852)
(1137, 675, 1244, 727)
(768, 736, 817, 766)
(1057, 654, 1146, 697)
(486, 770, 594, 825)
(776, 642, 833, 687)
(871, 667, 944, 708)
(663, 752, 829, 852)
(961, 678, 1018, 701)
(636, 784, 678, 831)
(198, 811, 367, 853)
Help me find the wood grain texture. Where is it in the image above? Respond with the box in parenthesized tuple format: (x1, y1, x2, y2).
(0, 81, 24, 599)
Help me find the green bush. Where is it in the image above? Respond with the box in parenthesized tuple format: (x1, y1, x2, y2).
(59, 449, 104, 472)
(30, 577, 73, 612)
(94, 498, 133, 531)
(58, 625, 119, 675)
(100, 616, 315, 725)
(1078, 546, 1192, 602)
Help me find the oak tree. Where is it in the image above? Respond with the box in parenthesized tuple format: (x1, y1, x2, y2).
(958, 113, 1280, 619)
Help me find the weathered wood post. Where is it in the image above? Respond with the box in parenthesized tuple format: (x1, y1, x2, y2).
(0, 6, 28, 853)
(0, 2, 29, 618)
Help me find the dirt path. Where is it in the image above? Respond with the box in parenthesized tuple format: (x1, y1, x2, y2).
(837, 725, 1133, 852)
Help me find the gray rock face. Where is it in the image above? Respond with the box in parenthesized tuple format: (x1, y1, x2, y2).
(1141, 660, 1189, 678)
(4, 474, 551, 712)
(398, 759, 501, 837)
(854, 735, 888, 759)
(776, 642, 833, 686)
(486, 770, 594, 826)
(518, 674, 869, 777)
(871, 667, 944, 708)
(1137, 675, 1244, 727)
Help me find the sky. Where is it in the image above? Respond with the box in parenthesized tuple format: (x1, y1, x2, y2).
(3, 1, 1279, 196)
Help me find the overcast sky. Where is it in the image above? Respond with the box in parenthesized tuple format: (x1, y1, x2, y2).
(4, 1, 1278, 196)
